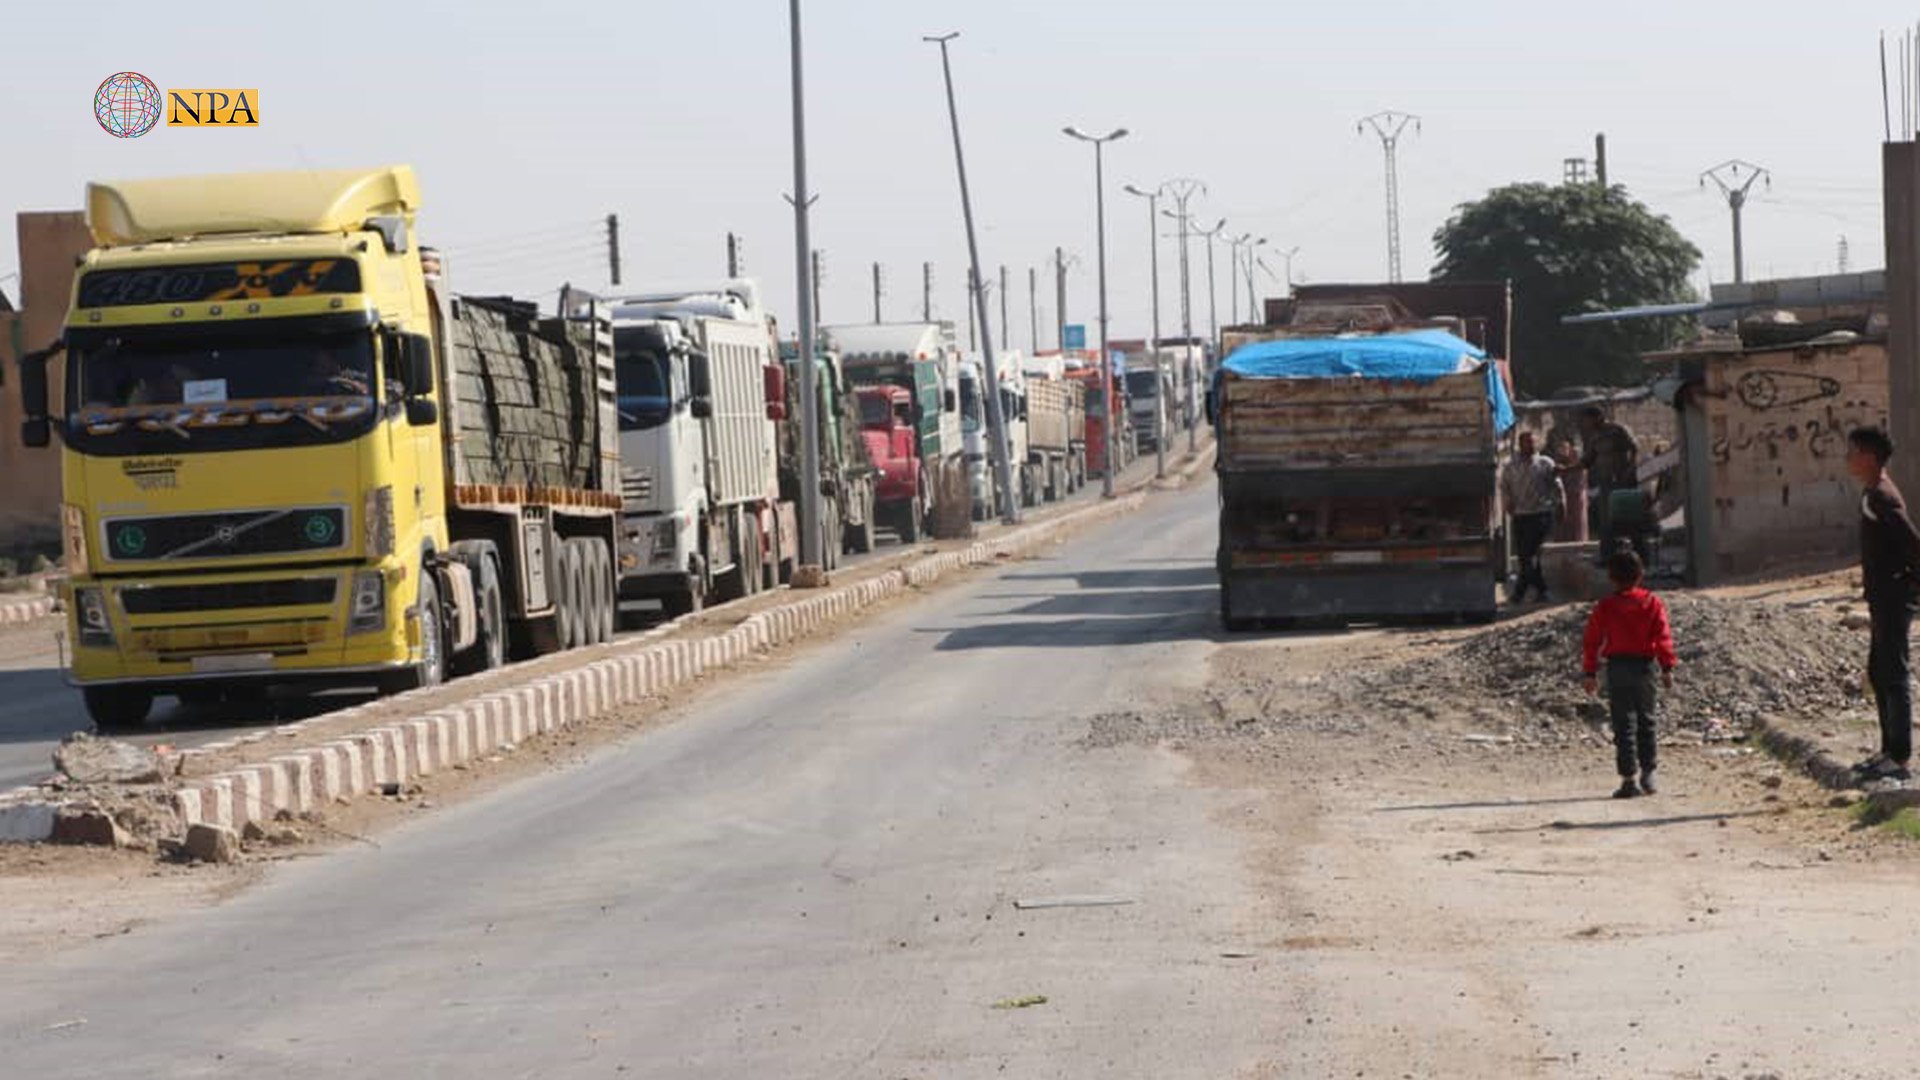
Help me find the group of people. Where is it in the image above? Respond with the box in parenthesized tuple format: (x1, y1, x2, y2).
(1506, 411, 1920, 798)
(1499, 405, 1644, 605)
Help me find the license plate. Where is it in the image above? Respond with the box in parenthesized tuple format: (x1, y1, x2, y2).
(1329, 551, 1386, 565)
(191, 653, 273, 674)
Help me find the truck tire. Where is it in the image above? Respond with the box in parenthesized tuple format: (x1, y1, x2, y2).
(83, 686, 153, 733)
(584, 540, 613, 645)
(384, 570, 449, 693)
(739, 522, 764, 599)
(847, 488, 876, 555)
(452, 551, 507, 676)
(558, 540, 584, 650)
(901, 492, 925, 543)
(822, 496, 840, 570)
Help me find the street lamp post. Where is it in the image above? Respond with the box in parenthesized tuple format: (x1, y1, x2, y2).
(925, 31, 1019, 524)
(1122, 183, 1165, 479)
(1155, 179, 1204, 453)
(1189, 217, 1225, 451)
(787, 0, 824, 569)
(1065, 126, 1128, 498)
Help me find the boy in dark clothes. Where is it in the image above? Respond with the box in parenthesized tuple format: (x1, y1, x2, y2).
(1847, 426, 1920, 784)
(1583, 552, 1678, 799)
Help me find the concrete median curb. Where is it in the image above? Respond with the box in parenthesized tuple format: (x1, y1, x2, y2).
(0, 475, 1165, 845)
(0, 594, 54, 626)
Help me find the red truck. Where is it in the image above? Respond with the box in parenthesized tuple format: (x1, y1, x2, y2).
(858, 385, 928, 542)
(1066, 362, 1129, 478)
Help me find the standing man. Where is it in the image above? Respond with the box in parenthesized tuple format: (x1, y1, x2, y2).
(1569, 405, 1641, 559)
(1501, 429, 1565, 604)
(1849, 426, 1920, 784)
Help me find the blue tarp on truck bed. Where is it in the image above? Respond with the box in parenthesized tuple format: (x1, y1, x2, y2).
(1218, 329, 1515, 435)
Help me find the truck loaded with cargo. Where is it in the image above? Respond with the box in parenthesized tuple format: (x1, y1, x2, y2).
(22, 165, 623, 729)
(825, 322, 965, 535)
(1213, 330, 1513, 630)
(781, 340, 878, 562)
(606, 281, 792, 619)
(1023, 371, 1085, 501)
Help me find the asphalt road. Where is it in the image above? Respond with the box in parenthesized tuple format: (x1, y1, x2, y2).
(0, 445, 1174, 793)
(0, 482, 1261, 1077)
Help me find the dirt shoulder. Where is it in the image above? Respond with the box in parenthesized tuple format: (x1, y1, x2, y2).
(1092, 578, 1920, 1078)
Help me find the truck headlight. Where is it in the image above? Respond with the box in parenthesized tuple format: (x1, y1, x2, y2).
(651, 517, 678, 558)
(348, 570, 386, 635)
(75, 587, 114, 648)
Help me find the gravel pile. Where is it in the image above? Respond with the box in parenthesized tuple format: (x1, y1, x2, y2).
(1355, 593, 1867, 737)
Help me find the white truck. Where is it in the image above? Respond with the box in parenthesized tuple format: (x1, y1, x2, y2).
(607, 281, 790, 620)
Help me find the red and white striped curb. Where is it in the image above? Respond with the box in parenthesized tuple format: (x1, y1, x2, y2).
(0, 491, 1147, 843)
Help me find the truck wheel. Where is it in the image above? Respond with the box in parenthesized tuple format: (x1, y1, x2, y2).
(901, 493, 925, 543)
(452, 552, 507, 675)
(739, 522, 764, 599)
(822, 497, 841, 570)
(583, 540, 610, 645)
(848, 489, 876, 555)
(84, 686, 153, 733)
(558, 540, 584, 650)
(385, 570, 448, 692)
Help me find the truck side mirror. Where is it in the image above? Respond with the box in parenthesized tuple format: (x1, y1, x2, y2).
(406, 398, 440, 426)
(688, 350, 713, 400)
(399, 333, 436, 399)
(18, 344, 57, 448)
(691, 397, 714, 420)
(944, 389, 957, 412)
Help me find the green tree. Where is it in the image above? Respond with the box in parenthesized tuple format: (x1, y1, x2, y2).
(1432, 183, 1701, 397)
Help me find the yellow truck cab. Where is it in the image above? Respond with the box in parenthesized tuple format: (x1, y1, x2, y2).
(21, 166, 619, 729)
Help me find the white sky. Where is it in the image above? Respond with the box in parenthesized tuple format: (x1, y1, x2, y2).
(0, 1, 1901, 343)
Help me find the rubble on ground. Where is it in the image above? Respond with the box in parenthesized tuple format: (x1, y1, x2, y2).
(52, 733, 164, 785)
(1324, 593, 1867, 745)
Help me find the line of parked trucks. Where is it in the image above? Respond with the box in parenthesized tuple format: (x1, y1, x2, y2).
(19, 165, 1144, 729)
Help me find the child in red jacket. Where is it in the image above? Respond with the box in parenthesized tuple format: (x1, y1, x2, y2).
(1583, 551, 1678, 798)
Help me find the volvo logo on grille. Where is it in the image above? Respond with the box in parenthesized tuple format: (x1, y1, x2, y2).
(214, 525, 238, 545)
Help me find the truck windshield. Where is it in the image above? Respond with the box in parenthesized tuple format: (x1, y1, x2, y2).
(614, 341, 672, 432)
(1124, 370, 1160, 398)
(65, 326, 381, 457)
(958, 377, 982, 433)
(858, 394, 892, 428)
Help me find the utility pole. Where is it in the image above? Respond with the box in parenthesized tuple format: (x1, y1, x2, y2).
(922, 262, 932, 322)
(726, 232, 742, 278)
(872, 262, 883, 323)
(811, 249, 825, 323)
(1028, 266, 1039, 353)
(1064, 126, 1129, 498)
(926, 31, 1018, 523)
(1191, 218, 1225, 450)
(1701, 160, 1771, 284)
(605, 213, 622, 286)
(1595, 132, 1609, 189)
(1840, 235, 1853, 274)
(998, 265, 1009, 349)
(787, 0, 824, 571)
(1054, 246, 1069, 350)
(966, 268, 977, 351)
(1357, 110, 1421, 283)
(1122, 183, 1165, 479)
(1157, 179, 1205, 456)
